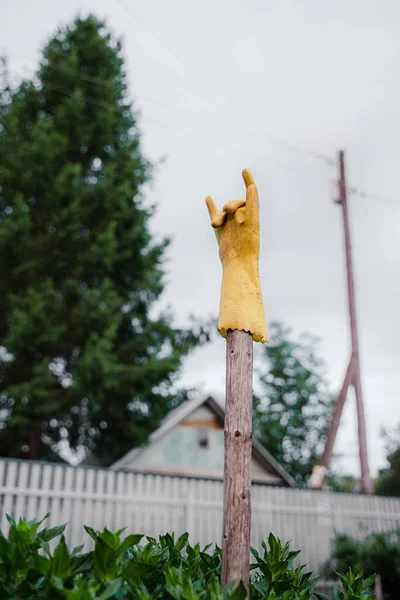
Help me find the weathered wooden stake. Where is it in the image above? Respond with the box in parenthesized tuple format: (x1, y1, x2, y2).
(374, 574, 383, 600)
(221, 329, 253, 591)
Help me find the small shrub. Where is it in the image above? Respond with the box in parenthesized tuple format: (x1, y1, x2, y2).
(0, 514, 374, 599)
(324, 529, 400, 599)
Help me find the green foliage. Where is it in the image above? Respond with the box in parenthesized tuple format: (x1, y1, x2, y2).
(375, 423, 400, 496)
(333, 570, 375, 600)
(324, 529, 400, 599)
(326, 475, 360, 494)
(253, 322, 333, 486)
(0, 515, 373, 599)
(375, 448, 400, 496)
(250, 532, 319, 598)
(0, 15, 208, 463)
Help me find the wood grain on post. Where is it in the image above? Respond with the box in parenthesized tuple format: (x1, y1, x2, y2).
(374, 574, 383, 600)
(221, 329, 253, 592)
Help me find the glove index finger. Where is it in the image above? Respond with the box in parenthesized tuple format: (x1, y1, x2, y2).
(206, 196, 226, 228)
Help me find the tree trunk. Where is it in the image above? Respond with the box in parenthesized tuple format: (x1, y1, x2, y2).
(28, 422, 41, 460)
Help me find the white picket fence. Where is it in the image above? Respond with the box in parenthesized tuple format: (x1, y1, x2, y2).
(1, 457, 400, 577)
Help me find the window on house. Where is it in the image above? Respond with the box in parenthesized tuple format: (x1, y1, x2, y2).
(197, 427, 209, 449)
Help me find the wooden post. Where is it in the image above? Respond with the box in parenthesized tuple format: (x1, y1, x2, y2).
(221, 329, 253, 591)
(374, 574, 383, 600)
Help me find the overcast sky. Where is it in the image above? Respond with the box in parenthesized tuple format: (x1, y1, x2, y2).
(2, 0, 399, 477)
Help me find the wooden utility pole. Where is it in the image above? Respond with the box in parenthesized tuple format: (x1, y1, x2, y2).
(310, 150, 373, 493)
(221, 329, 253, 591)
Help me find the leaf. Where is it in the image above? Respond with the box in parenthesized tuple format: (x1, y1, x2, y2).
(250, 547, 260, 560)
(30, 513, 51, 531)
(71, 544, 85, 557)
(51, 575, 66, 591)
(314, 593, 333, 600)
(6, 514, 16, 527)
(229, 582, 247, 600)
(93, 537, 117, 581)
(84, 525, 98, 542)
(52, 535, 71, 578)
(122, 560, 155, 582)
(98, 528, 119, 550)
(40, 539, 52, 558)
(35, 553, 51, 577)
(71, 551, 93, 574)
(176, 532, 189, 551)
(117, 533, 143, 555)
(346, 566, 354, 585)
(333, 586, 344, 600)
(98, 578, 122, 599)
(40, 523, 67, 542)
(334, 571, 347, 587)
(208, 576, 224, 599)
(146, 536, 157, 545)
(362, 573, 376, 590)
(274, 579, 295, 594)
(0, 531, 11, 557)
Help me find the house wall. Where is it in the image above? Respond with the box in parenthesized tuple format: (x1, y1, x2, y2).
(127, 405, 282, 484)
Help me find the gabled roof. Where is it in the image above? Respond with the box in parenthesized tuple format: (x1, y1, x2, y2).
(111, 395, 295, 487)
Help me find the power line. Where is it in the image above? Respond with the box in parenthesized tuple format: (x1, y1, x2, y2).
(13, 53, 333, 171)
(42, 80, 119, 111)
(12, 53, 215, 121)
(0, 78, 327, 178)
(116, 0, 335, 169)
(348, 186, 400, 208)
(6, 12, 399, 210)
(43, 63, 116, 89)
(2, 76, 400, 210)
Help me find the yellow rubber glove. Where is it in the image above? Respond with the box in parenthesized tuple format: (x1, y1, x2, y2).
(206, 169, 268, 343)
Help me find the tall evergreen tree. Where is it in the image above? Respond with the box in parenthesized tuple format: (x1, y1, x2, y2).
(253, 322, 333, 486)
(0, 16, 207, 464)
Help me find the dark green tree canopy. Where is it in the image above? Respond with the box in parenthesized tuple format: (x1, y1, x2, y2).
(375, 423, 400, 496)
(253, 322, 333, 486)
(0, 15, 207, 464)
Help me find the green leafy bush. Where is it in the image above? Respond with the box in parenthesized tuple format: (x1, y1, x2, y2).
(324, 529, 400, 599)
(0, 514, 373, 599)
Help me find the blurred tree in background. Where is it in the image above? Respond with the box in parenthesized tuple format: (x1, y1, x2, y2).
(326, 473, 360, 493)
(375, 423, 400, 496)
(0, 16, 208, 464)
(253, 322, 333, 486)
(324, 529, 400, 599)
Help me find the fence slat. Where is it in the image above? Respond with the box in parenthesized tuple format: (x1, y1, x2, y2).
(1, 461, 19, 531)
(13, 461, 30, 520)
(37, 464, 53, 522)
(50, 465, 65, 530)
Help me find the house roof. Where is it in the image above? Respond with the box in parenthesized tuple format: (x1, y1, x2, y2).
(111, 395, 296, 487)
